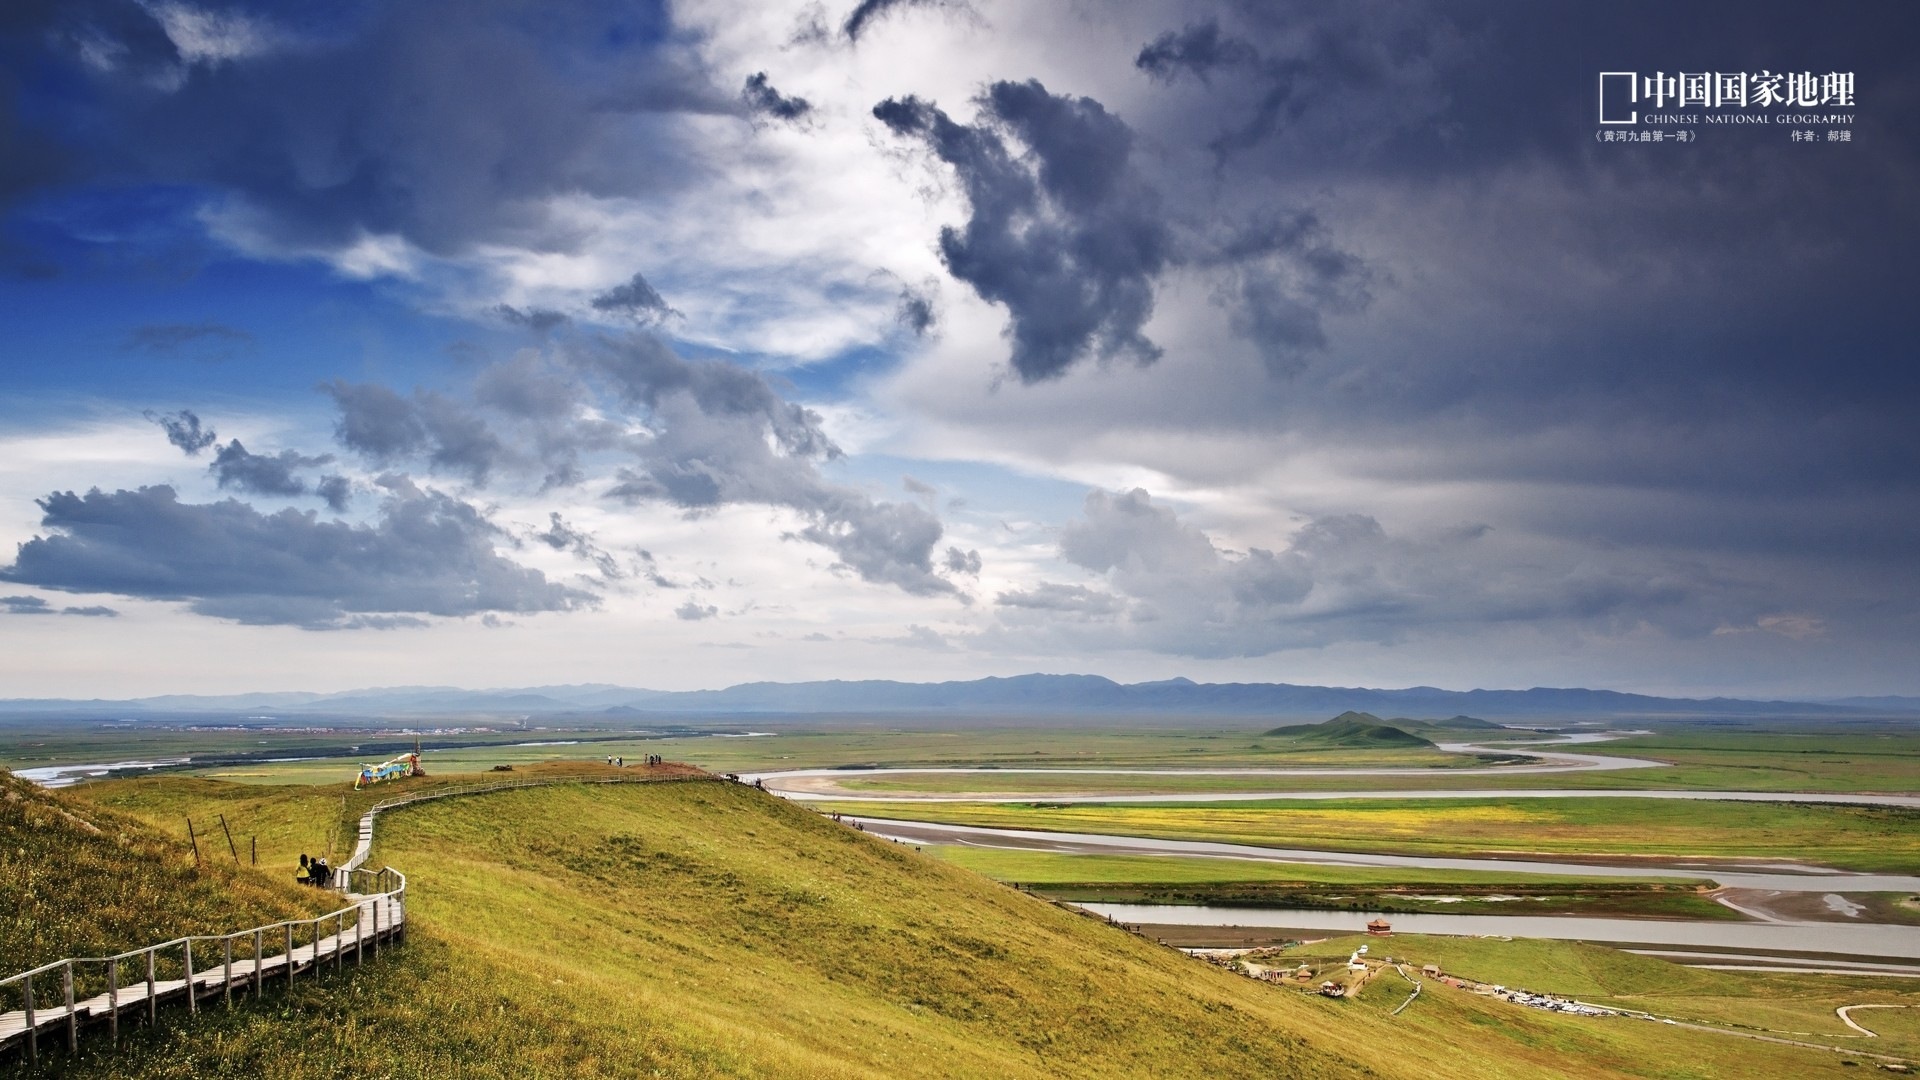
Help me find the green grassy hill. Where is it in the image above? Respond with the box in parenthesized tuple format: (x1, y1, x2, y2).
(16, 772, 1895, 1078)
(1266, 712, 1437, 749)
(0, 771, 331, 974)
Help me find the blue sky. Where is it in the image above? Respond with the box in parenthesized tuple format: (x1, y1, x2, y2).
(0, 0, 1914, 698)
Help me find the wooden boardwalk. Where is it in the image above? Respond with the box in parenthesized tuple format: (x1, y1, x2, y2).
(2, 769, 702, 1067)
(0, 870, 405, 1067)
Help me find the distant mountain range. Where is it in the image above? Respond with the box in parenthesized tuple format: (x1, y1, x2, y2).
(1, 674, 1914, 721)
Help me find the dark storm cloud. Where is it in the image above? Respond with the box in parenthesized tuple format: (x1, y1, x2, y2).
(0, 483, 591, 629)
(877, 76, 1376, 381)
(123, 322, 252, 360)
(589, 271, 675, 323)
(876, 81, 1173, 382)
(0, 593, 117, 617)
(144, 408, 216, 456)
(742, 72, 812, 123)
(59, 604, 119, 617)
(842, 0, 952, 42)
(0, 0, 733, 257)
(1134, 19, 1258, 84)
(209, 439, 333, 499)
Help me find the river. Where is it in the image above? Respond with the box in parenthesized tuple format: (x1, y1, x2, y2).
(1077, 903, 1920, 965)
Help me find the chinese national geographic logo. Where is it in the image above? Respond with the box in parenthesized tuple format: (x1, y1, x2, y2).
(1596, 71, 1855, 144)
(1599, 71, 1854, 121)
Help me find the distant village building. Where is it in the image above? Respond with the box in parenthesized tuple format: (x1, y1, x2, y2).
(1366, 919, 1392, 936)
(1422, 963, 1442, 978)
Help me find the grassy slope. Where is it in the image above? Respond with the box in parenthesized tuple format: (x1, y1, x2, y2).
(0, 771, 333, 974)
(29, 773, 1889, 1079)
(824, 797, 1920, 873)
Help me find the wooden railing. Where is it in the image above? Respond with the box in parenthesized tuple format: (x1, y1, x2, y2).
(0, 866, 405, 1067)
(3, 768, 707, 1067)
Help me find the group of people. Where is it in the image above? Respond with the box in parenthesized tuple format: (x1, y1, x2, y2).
(604, 754, 665, 767)
(297, 852, 335, 888)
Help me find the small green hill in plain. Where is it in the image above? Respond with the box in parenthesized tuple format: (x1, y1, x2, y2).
(0, 771, 330, 974)
(1265, 712, 1437, 748)
(1422, 714, 1504, 731)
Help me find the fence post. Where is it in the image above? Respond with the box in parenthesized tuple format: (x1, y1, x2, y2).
(285, 924, 295, 990)
(184, 938, 195, 1014)
(23, 969, 36, 1066)
(65, 960, 77, 1052)
(219, 814, 239, 863)
(336, 911, 345, 971)
(108, 956, 120, 1043)
(146, 948, 157, 1025)
(187, 817, 201, 866)
(252, 929, 263, 998)
(224, 935, 233, 1009)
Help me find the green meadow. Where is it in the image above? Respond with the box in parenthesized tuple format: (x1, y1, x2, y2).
(823, 796, 1920, 873)
(2, 768, 1903, 1077)
(926, 848, 1730, 919)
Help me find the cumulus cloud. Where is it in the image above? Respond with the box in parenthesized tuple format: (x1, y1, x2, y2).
(0, 483, 591, 629)
(674, 598, 718, 621)
(314, 475, 353, 513)
(144, 408, 217, 455)
(209, 439, 333, 498)
(995, 488, 1734, 658)
(588, 342, 955, 594)
(942, 546, 981, 575)
(322, 381, 507, 485)
(312, 332, 962, 598)
(994, 582, 1121, 617)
